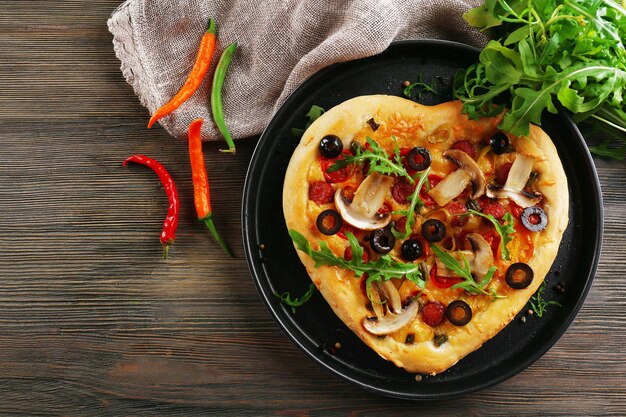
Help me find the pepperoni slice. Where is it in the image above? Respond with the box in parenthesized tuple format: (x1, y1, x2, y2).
(419, 174, 443, 207)
(421, 301, 445, 327)
(446, 201, 468, 227)
(319, 150, 355, 183)
(392, 180, 415, 204)
(495, 162, 513, 185)
(450, 140, 477, 159)
(308, 181, 334, 204)
(483, 201, 507, 220)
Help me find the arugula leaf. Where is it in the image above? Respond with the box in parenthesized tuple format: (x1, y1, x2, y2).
(274, 283, 316, 313)
(403, 74, 439, 99)
(528, 281, 562, 317)
(392, 168, 431, 239)
(589, 139, 626, 160)
(430, 244, 503, 299)
(290, 105, 325, 138)
(327, 136, 414, 183)
(468, 210, 515, 261)
(454, 0, 626, 158)
(289, 230, 425, 299)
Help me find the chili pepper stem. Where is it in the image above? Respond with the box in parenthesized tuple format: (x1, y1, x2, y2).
(206, 17, 215, 34)
(162, 243, 171, 259)
(201, 214, 233, 257)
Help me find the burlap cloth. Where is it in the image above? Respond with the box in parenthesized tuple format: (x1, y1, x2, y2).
(108, 0, 487, 141)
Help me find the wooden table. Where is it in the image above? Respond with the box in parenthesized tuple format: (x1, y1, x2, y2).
(1, 2, 624, 415)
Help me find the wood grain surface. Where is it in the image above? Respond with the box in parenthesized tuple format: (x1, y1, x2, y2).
(0, 1, 624, 415)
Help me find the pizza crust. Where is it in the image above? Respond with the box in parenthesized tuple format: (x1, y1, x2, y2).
(283, 95, 568, 375)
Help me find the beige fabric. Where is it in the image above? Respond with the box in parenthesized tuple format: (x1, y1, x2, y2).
(107, 0, 487, 141)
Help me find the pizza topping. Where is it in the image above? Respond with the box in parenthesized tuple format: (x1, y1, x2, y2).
(468, 210, 515, 261)
(320, 153, 355, 183)
(421, 219, 446, 243)
(406, 147, 432, 171)
(494, 162, 513, 185)
(433, 333, 448, 347)
(370, 227, 396, 254)
(334, 172, 394, 230)
(344, 244, 370, 263)
(505, 263, 534, 289)
(446, 300, 472, 326)
(421, 301, 445, 327)
(466, 233, 495, 278)
(450, 140, 477, 159)
(489, 132, 513, 155)
(482, 201, 507, 220)
(308, 181, 334, 205)
(444, 149, 487, 199)
(366, 117, 380, 131)
(316, 209, 343, 235)
(391, 169, 431, 240)
(362, 299, 420, 335)
(392, 180, 415, 204)
(486, 154, 542, 208)
(521, 206, 548, 232)
(377, 280, 403, 313)
(447, 201, 469, 227)
(401, 238, 423, 261)
(319, 135, 343, 159)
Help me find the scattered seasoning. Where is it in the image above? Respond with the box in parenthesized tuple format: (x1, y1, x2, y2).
(148, 18, 217, 129)
(403, 80, 411, 87)
(415, 374, 423, 382)
(527, 309, 534, 316)
(555, 281, 567, 294)
(211, 42, 238, 154)
(334, 342, 342, 350)
(366, 117, 380, 131)
(188, 118, 233, 256)
(258, 243, 266, 250)
(405, 333, 415, 345)
(433, 333, 448, 347)
(521, 316, 527, 323)
(122, 155, 179, 258)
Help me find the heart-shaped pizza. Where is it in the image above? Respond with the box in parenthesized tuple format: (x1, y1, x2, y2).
(283, 95, 568, 375)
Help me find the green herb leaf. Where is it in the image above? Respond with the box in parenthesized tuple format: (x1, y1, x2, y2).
(430, 244, 503, 299)
(291, 105, 325, 138)
(528, 281, 562, 317)
(468, 210, 515, 261)
(454, 0, 626, 144)
(327, 136, 414, 183)
(289, 229, 425, 300)
(403, 74, 439, 99)
(392, 168, 431, 239)
(274, 283, 316, 313)
(589, 139, 626, 160)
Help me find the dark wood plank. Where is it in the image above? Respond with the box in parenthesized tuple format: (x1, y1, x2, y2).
(0, 1, 624, 415)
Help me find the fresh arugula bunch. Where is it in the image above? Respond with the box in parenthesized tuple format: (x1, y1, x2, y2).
(529, 281, 562, 317)
(454, 0, 626, 159)
(327, 137, 414, 183)
(274, 283, 317, 313)
(391, 168, 431, 239)
(290, 105, 325, 138)
(430, 244, 503, 299)
(289, 229, 425, 301)
(468, 210, 515, 261)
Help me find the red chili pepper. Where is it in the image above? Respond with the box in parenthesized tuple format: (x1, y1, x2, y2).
(188, 118, 233, 256)
(429, 262, 463, 288)
(148, 19, 217, 129)
(123, 155, 179, 258)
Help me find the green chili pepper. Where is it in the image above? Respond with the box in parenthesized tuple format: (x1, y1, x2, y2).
(211, 42, 238, 154)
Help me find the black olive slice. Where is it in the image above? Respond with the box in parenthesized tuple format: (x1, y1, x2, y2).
(505, 262, 534, 289)
(489, 132, 511, 155)
(316, 209, 343, 235)
(446, 300, 472, 326)
(319, 135, 343, 158)
(401, 238, 422, 261)
(407, 147, 432, 171)
(366, 118, 380, 131)
(370, 227, 396, 254)
(521, 206, 548, 232)
(421, 219, 446, 242)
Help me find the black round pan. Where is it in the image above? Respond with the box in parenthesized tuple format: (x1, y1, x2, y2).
(242, 40, 603, 399)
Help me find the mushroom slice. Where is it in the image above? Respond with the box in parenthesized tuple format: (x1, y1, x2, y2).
(428, 169, 472, 207)
(362, 299, 419, 336)
(444, 149, 487, 199)
(334, 172, 394, 230)
(428, 149, 487, 207)
(378, 280, 402, 314)
(486, 154, 542, 208)
(466, 233, 495, 278)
